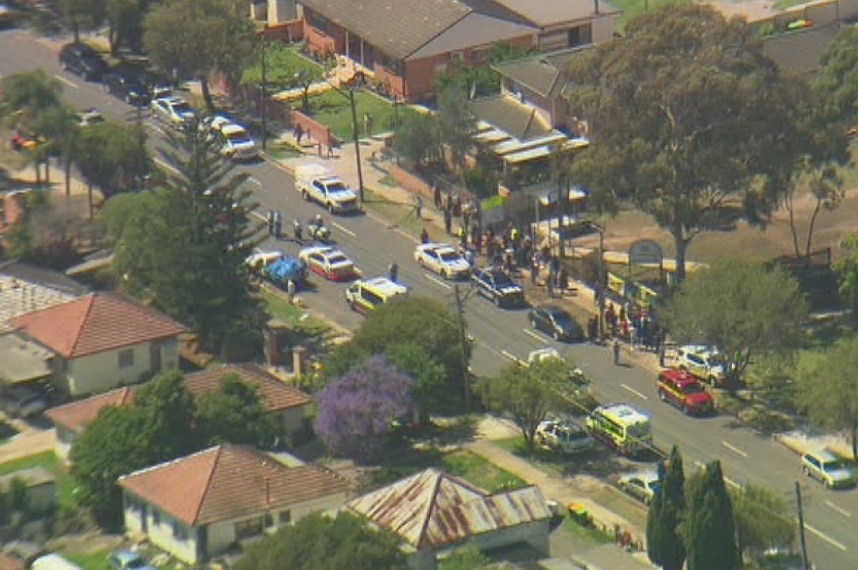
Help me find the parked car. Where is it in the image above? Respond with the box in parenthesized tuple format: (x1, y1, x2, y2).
(618, 471, 661, 505)
(214, 122, 259, 161)
(107, 550, 156, 570)
(676, 344, 728, 387)
(529, 304, 584, 342)
(414, 243, 471, 279)
(535, 419, 595, 454)
(298, 246, 356, 281)
(151, 96, 196, 128)
(59, 42, 108, 81)
(0, 386, 48, 418)
(77, 109, 105, 127)
(657, 369, 715, 416)
(471, 267, 524, 307)
(102, 72, 151, 106)
(801, 450, 856, 489)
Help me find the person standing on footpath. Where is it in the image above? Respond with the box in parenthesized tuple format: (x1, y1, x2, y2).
(420, 227, 430, 244)
(613, 339, 621, 365)
(388, 262, 399, 283)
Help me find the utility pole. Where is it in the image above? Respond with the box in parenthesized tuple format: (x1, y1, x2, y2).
(596, 223, 606, 342)
(795, 482, 811, 570)
(348, 87, 365, 203)
(454, 284, 471, 411)
(260, 25, 268, 152)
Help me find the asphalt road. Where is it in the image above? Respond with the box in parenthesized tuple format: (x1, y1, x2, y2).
(2, 28, 856, 569)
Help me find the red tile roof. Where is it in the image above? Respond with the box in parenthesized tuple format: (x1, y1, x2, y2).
(0, 553, 25, 570)
(46, 364, 310, 433)
(10, 293, 185, 358)
(118, 445, 350, 526)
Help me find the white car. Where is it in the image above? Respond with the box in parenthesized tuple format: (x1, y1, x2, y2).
(618, 471, 661, 504)
(801, 450, 856, 489)
(414, 243, 471, 279)
(77, 109, 105, 127)
(245, 249, 284, 271)
(676, 344, 728, 386)
(216, 123, 258, 161)
(151, 96, 196, 128)
(535, 419, 595, 454)
(298, 246, 356, 282)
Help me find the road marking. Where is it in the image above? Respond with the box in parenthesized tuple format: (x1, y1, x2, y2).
(153, 157, 181, 175)
(246, 177, 262, 187)
(720, 441, 749, 458)
(54, 75, 78, 89)
(501, 350, 522, 363)
(331, 222, 356, 238)
(692, 461, 741, 488)
(805, 523, 847, 551)
(424, 273, 451, 290)
(620, 383, 648, 401)
(825, 500, 852, 518)
(145, 123, 167, 136)
(250, 210, 267, 222)
(523, 329, 548, 344)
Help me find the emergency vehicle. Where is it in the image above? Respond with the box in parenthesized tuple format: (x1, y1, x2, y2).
(585, 403, 653, 457)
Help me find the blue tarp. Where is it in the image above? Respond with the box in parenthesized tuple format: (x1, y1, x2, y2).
(265, 256, 306, 286)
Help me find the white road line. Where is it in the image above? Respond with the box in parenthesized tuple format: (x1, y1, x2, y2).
(620, 383, 648, 400)
(54, 74, 78, 89)
(523, 329, 548, 344)
(721, 441, 749, 458)
(501, 350, 521, 363)
(805, 523, 848, 551)
(424, 273, 451, 290)
(246, 177, 262, 187)
(144, 123, 167, 136)
(331, 222, 356, 238)
(153, 157, 181, 175)
(250, 210, 267, 222)
(693, 461, 742, 489)
(825, 500, 852, 518)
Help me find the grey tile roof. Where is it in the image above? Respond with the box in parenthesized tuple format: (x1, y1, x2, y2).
(489, 0, 621, 27)
(493, 47, 589, 98)
(301, 0, 536, 61)
(472, 94, 553, 141)
(408, 12, 537, 61)
(0, 275, 79, 333)
(762, 23, 843, 75)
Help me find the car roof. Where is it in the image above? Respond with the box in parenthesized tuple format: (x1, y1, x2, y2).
(660, 368, 697, 382)
(221, 123, 249, 135)
(536, 303, 569, 315)
(301, 245, 339, 257)
(596, 403, 650, 424)
(623, 471, 660, 482)
(805, 449, 840, 462)
(361, 277, 408, 295)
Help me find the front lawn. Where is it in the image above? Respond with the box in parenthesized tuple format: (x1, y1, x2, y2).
(260, 287, 331, 337)
(309, 90, 412, 142)
(62, 547, 112, 570)
(609, 0, 690, 29)
(0, 450, 77, 509)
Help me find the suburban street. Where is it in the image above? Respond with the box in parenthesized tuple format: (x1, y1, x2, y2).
(1, 27, 857, 569)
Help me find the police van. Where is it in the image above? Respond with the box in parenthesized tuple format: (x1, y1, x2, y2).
(345, 277, 408, 315)
(585, 403, 653, 457)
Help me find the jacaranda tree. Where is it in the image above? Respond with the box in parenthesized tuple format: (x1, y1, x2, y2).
(316, 356, 416, 464)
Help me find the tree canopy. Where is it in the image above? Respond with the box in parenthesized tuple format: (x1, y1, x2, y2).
(143, 0, 255, 108)
(236, 512, 407, 570)
(731, 483, 795, 557)
(795, 338, 858, 460)
(478, 358, 568, 451)
(102, 124, 261, 351)
(814, 27, 858, 126)
(683, 461, 740, 570)
(647, 446, 686, 570)
(661, 258, 808, 380)
(835, 232, 858, 320)
(196, 373, 281, 448)
(564, 4, 802, 280)
(316, 356, 416, 463)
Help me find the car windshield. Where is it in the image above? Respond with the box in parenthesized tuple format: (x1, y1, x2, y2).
(327, 182, 348, 192)
(126, 558, 146, 569)
(627, 423, 650, 439)
(822, 459, 845, 472)
(172, 101, 192, 114)
(492, 272, 514, 286)
(440, 251, 460, 262)
(225, 131, 252, 144)
(329, 254, 349, 265)
(552, 312, 574, 325)
(681, 382, 705, 394)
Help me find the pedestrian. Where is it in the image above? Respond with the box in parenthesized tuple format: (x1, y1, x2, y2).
(267, 210, 275, 236)
(293, 218, 303, 243)
(434, 183, 442, 209)
(273, 210, 283, 239)
(613, 339, 621, 365)
(294, 123, 304, 146)
(414, 195, 423, 219)
(388, 262, 398, 282)
(286, 279, 297, 304)
(420, 227, 430, 244)
(444, 209, 453, 235)
(658, 342, 666, 368)
(530, 254, 539, 285)
(458, 226, 467, 248)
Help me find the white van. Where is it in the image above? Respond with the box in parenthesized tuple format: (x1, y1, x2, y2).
(31, 554, 85, 570)
(294, 163, 359, 214)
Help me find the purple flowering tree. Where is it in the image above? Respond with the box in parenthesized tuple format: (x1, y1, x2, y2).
(316, 355, 416, 463)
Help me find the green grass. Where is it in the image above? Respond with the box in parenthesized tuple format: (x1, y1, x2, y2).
(378, 174, 398, 187)
(265, 140, 304, 159)
(309, 90, 413, 142)
(62, 548, 111, 570)
(609, 0, 690, 30)
(773, 0, 808, 9)
(361, 187, 447, 241)
(561, 517, 616, 546)
(0, 451, 77, 509)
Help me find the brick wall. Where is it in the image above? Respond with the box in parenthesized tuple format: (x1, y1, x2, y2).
(388, 164, 433, 198)
(290, 109, 334, 148)
(265, 20, 304, 43)
(0, 191, 26, 244)
(302, 10, 345, 59)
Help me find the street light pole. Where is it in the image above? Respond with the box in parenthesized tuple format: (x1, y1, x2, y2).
(595, 222, 606, 342)
(260, 26, 268, 152)
(348, 88, 365, 203)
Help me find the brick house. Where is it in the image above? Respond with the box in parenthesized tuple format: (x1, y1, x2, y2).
(486, 0, 621, 50)
(300, 0, 538, 101)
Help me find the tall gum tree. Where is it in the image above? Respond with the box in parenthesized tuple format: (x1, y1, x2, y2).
(564, 5, 801, 280)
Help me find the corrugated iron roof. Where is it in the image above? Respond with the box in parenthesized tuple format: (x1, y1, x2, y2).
(347, 468, 551, 549)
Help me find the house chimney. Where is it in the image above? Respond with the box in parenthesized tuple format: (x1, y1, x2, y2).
(594, 0, 600, 14)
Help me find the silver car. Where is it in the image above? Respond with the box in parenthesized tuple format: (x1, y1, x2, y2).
(618, 471, 661, 505)
(535, 419, 595, 454)
(801, 450, 856, 489)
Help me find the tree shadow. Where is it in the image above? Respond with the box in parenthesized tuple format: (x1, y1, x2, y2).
(419, 416, 478, 446)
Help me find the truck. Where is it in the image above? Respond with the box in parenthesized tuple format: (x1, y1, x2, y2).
(294, 163, 359, 214)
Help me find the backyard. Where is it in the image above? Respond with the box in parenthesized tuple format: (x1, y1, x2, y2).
(0, 450, 77, 509)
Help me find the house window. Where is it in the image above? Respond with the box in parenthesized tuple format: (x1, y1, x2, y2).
(307, 11, 329, 34)
(118, 349, 134, 369)
(279, 510, 292, 524)
(152, 509, 160, 525)
(173, 521, 188, 539)
(235, 517, 264, 540)
(378, 53, 401, 74)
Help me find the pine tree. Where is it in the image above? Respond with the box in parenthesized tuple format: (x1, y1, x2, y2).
(684, 460, 741, 570)
(646, 445, 687, 570)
